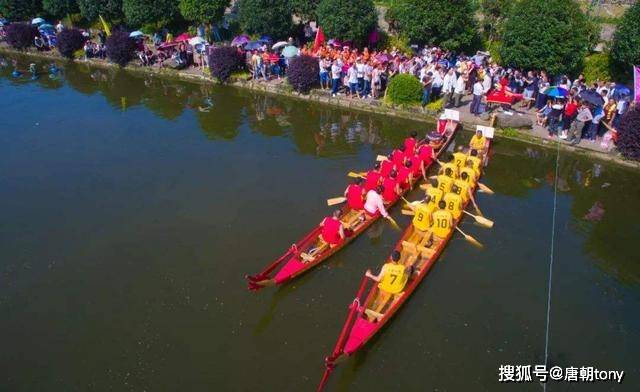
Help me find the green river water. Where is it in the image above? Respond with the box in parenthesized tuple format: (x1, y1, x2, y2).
(1, 56, 639, 391)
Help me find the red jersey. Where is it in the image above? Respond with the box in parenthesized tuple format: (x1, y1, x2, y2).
(417, 145, 434, 165)
(345, 184, 365, 210)
(321, 217, 342, 245)
(404, 137, 417, 155)
(396, 166, 411, 189)
(564, 102, 578, 117)
(382, 177, 399, 203)
(364, 171, 381, 191)
(380, 160, 395, 177)
(391, 149, 405, 166)
(410, 155, 423, 177)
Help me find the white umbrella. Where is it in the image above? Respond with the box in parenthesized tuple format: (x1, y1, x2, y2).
(188, 36, 206, 46)
(129, 31, 144, 38)
(31, 17, 45, 25)
(272, 41, 288, 50)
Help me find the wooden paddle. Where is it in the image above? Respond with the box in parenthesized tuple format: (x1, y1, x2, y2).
(477, 182, 494, 195)
(385, 216, 402, 231)
(455, 226, 483, 248)
(327, 197, 347, 206)
(347, 171, 366, 178)
(401, 209, 415, 216)
(463, 210, 494, 228)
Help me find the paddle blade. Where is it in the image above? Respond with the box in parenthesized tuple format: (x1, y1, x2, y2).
(465, 234, 484, 248)
(376, 155, 388, 162)
(327, 197, 347, 206)
(475, 215, 494, 228)
(478, 182, 494, 195)
(386, 216, 402, 231)
(347, 172, 365, 178)
(401, 209, 415, 216)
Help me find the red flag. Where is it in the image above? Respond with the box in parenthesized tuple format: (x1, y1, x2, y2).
(313, 27, 325, 54)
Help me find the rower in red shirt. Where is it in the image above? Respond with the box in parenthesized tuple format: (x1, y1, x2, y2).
(320, 210, 345, 247)
(380, 157, 395, 178)
(396, 160, 413, 190)
(344, 178, 365, 210)
(404, 131, 418, 155)
(364, 162, 382, 191)
(382, 171, 401, 203)
(391, 147, 406, 167)
(417, 143, 434, 166)
(410, 153, 425, 179)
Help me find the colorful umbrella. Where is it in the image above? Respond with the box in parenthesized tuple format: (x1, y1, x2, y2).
(327, 39, 341, 47)
(245, 41, 264, 50)
(272, 41, 288, 50)
(38, 24, 55, 31)
(612, 84, 631, 100)
(259, 35, 272, 43)
(545, 86, 569, 98)
(578, 90, 604, 106)
(282, 45, 299, 58)
(129, 31, 144, 38)
(174, 33, 192, 42)
(188, 36, 206, 46)
(231, 34, 250, 46)
(31, 17, 45, 25)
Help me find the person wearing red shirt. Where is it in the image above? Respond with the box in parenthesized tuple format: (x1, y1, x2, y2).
(364, 162, 382, 191)
(417, 143, 434, 166)
(344, 178, 365, 210)
(380, 158, 395, 178)
(396, 161, 413, 190)
(391, 147, 406, 167)
(382, 171, 401, 203)
(410, 154, 424, 178)
(404, 131, 418, 155)
(320, 210, 345, 247)
(561, 97, 579, 140)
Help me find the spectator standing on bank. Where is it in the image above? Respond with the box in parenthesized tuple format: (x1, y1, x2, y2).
(454, 73, 466, 108)
(470, 79, 484, 116)
(441, 68, 456, 108)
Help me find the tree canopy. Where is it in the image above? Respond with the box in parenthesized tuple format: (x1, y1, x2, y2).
(43, 0, 78, 19)
(316, 0, 377, 44)
(0, 0, 41, 21)
(237, 0, 293, 39)
(123, 0, 179, 26)
(290, 0, 319, 22)
(611, 2, 640, 79)
(77, 0, 123, 21)
(179, 0, 229, 24)
(499, 0, 590, 76)
(386, 0, 478, 52)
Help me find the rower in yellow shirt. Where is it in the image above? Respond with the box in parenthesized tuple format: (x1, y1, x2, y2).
(432, 200, 453, 239)
(452, 178, 471, 203)
(365, 250, 410, 316)
(466, 150, 482, 177)
(411, 197, 435, 232)
(443, 186, 464, 219)
(460, 166, 477, 185)
(469, 129, 487, 152)
(436, 171, 454, 194)
(438, 156, 459, 178)
(423, 179, 444, 206)
(452, 146, 468, 169)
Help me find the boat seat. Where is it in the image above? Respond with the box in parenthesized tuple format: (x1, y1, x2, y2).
(344, 211, 364, 229)
(364, 308, 384, 321)
(417, 245, 435, 258)
(401, 241, 418, 255)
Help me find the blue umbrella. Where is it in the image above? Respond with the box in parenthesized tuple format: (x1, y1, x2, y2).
(129, 31, 144, 38)
(244, 41, 263, 50)
(282, 45, 299, 58)
(613, 84, 631, 100)
(545, 86, 569, 98)
(31, 17, 45, 25)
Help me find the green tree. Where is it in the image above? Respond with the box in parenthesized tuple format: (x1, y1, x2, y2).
(499, 0, 590, 76)
(290, 0, 319, 22)
(237, 0, 292, 39)
(179, 0, 229, 23)
(316, 0, 377, 44)
(386, 0, 478, 51)
(122, 0, 179, 27)
(77, 0, 123, 21)
(0, 0, 41, 20)
(611, 2, 640, 79)
(479, 0, 512, 41)
(43, 0, 78, 19)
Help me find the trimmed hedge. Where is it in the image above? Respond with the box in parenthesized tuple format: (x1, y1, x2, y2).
(6, 23, 38, 50)
(208, 46, 244, 83)
(286, 55, 319, 93)
(105, 30, 136, 67)
(385, 74, 422, 106)
(57, 28, 86, 59)
(615, 107, 640, 161)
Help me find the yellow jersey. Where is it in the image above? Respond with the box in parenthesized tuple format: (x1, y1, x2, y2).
(425, 185, 444, 206)
(453, 179, 471, 202)
(412, 203, 435, 231)
(452, 152, 467, 169)
(466, 156, 482, 177)
(470, 135, 487, 151)
(443, 192, 463, 219)
(439, 162, 459, 178)
(378, 263, 408, 294)
(460, 167, 477, 185)
(436, 174, 453, 194)
(432, 209, 453, 238)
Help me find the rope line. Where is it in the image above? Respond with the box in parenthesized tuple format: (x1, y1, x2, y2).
(543, 139, 561, 391)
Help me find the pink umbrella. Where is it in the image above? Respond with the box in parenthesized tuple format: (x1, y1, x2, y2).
(327, 39, 341, 47)
(174, 33, 192, 43)
(231, 34, 250, 46)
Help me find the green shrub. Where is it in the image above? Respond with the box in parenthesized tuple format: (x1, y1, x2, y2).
(385, 74, 422, 106)
(611, 2, 640, 79)
(386, 35, 412, 56)
(426, 98, 444, 112)
(582, 52, 613, 84)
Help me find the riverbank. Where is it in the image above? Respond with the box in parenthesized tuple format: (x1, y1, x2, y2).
(2, 44, 638, 170)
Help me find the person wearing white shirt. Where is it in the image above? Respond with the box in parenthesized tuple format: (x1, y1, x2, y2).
(441, 68, 456, 107)
(470, 80, 484, 115)
(331, 60, 342, 97)
(431, 69, 444, 100)
(364, 187, 390, 219)
(482, 71, 492, 94)
(453, 73, 466, 108)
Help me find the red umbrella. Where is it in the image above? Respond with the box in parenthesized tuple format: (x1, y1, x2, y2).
(174, 33, 192, 43)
